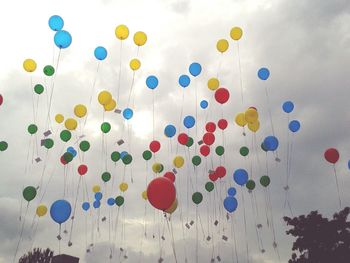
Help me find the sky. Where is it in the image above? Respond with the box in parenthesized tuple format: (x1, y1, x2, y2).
(0, 0, 350, 262)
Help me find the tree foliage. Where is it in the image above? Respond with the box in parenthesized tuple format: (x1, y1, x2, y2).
(19, 248, 54, 263)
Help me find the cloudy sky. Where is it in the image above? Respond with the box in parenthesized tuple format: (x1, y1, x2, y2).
(1, 0, 350, 262)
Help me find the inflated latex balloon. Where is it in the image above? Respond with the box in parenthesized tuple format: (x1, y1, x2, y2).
(94, 46, 107, 60)
(289, 120, 301, 132)
(218, 119, 228, 130)
(101, 172, 111, 182)
(258, 67, 270, 80)
(260, 175, 271, 187)
(245, 108, 258, 124)
(54, 30, 72, 49)
(101, 122, 111, 133)
(43, 65, 55, 76)
(78, 164, 88, 176)
(178, 133, 188, 145)
(133, 31, 147, 46)
(324, 148, 339, 164)
(192, 192, 203, 205)
(130, 58, 141, 71)
(216, 39, 229, 53)
(27, 124, 38, 135)
(142, 150, 152, 161)
(282, 101, 294, 113)
(205, 182, 214, 192)
(230, 27, 243, 40)
(23, 59, 37, 73)
(146, 75, 158, 89)
(92, 185, 101, 193)
(149, 140, 161, 153)
(48, 15, 64, 31)
(164, 172, 176, 182)
(82, 202, 90, 211)
(203, 132, 215, 146)
(206, 122, 216, 133)
(235, 112, 247, 127)
(0, 141, 8, 151)
(192, 155, 201, 166)
(147, 177, 176, 210)
(200, 100, 208, 109)
(74, 104, 87, 118)
(115, 25, 129, 40)
(248, 121, 260, 132)
(165, 199, 178, 214)
(183, 115, 195, 129)
(164, 124, 176, 138)
(240, 146, 249, 156)
(142, 191, 148, 200)
(152, 163, 164, 173)
(233, 169, 248, 186)
(263, 136, 279, 151)
(123, 108, 133, 120)
(36, 205, 48, 217)
(227, 187, 236, 196)
(119, 182, 128, 192)
(64, 118, 77, 131)
(55, 114, 64, 123)
(215, 146, 225, 156)
(189, 62, 202, 77)
(200, 145, 210, 157)
(94, 192, 102, 201)
(80, 141, 90, 152)
(98, 90, 112, 105)
(50, 199, 71, 224)
(60, 130, 71, 142)
(122, 154, 133, 165)
(179, 75, 191, 88)
(107, 198, 115, 206)
(115, 196, 125, 207)
(23, 186, 37, 202)
(173, 156, 185, 168)
(214, 88, 230, 104)
(207, 77, 219, 91)
(216, 166, 226, 178)
(224, 196, 238, 213)
(103, 99, 116, 111)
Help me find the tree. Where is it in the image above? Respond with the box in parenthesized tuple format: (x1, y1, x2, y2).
(284, 207, 350, 263)
(18, 248, 54, 263)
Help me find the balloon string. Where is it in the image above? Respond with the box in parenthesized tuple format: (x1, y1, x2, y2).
(165, 215, 178, 263)
(249, 192, 263, 251)
(267, 187, 281, 262)
(59, 224, 62, 255)
(196, 205, 199, 263)
(127, 71, 136, 108)
(152, 90, 155, 141)
(230, 216, 239, 263)
(29, 218, 39, 252)
(333, 165, 342, 208)
(68, 176, 82, 243)
(112, 207, 121, 257)
(13, 202, 29, 263)
(237, 42, 244, 104)
(176, 89, 185, 154)
(117, 41, 123, 102)
(216, 53, 223, 79)
(241, 188, 250, 263)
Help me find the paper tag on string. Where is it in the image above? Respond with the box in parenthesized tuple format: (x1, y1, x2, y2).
(44, 130, 52, 137)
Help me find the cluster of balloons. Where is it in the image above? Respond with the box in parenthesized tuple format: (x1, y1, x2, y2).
(216, 26, 243, 53)
(235, 107, 260, 133)
(282, 101, 301, 133)
(49, 15, 72, 49)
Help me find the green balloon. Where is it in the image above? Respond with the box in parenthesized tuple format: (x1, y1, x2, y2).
(60, 130, 72, 142)
(101, 172, 111, 182)
(186, 137, 194, 147)
(192, 155, 201, 166)
(0, 141, 8, 151)
(111, 151, 120, 162)
(44, 138, 54, 149)
(43, 65, 55, 76)
(205, 182, 214, 192)
(23, 186, 37, 202)
(115, 196, 124, 207)
(101, 122, 111, 133)
(34, 84, 44, 94)
(142, 150, 152, 161)
(240, 146, 249, 156)
(246, 179, 256, 190)
(63, 152, 73, 163)
(122, 154, 133, 165)
(79, 140, 90, 152)
(261, 143, 268, 152)
(27, 124, 38, 135)
(158, 164, 164, 173)
(192, 192, 203, 205)
(215, 146, 225, 156)
(260, 175, 270, 187)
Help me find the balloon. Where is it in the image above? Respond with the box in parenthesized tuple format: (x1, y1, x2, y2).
(165, 199, 178, 214)
(200, 145, 210, 157)
(54, 30, 72, 49)
(240, 146, 249, 156)
(98, 90, 112, 105)
(34, 84, 44, 94)
(133, 31, 147, 46)
(244, 108, 258, 124)
(115, 25, 129, 40)
(215, 146, 225, 156)
(48, 15, 64, 31)
(27, 124, 38, 135)
(227, 187, 236, 196)
(178, 133, 188, 145)
(246, 180, 256, 191)
(164, 124, 176, 138)
(146, 75, 158, 89)
(110, 152, 120, 163)
(207, 77, 220, 91)
(214, 88, 230, 104)
(147, 177, 176, 211)
(192, 155, 201, 166)
(206, 122, 216, 133)
(164, 171, 176, 183)
(23, 186, 37, 202)
(43, 65, 55, 76)
(0, 141, 8, 151)
(130, 58, 141, 71)
(95, 192, 103, 201)
(224, 196, 238, 213)
(149, 140, 161, 153)
(235, 112, 247, 127)
(152, 163, 164, 173)
(282, 101, 294, 113)
(248, 121, 260, 132)
(35, 205, 47, 217)
(233, 169, 248, 186)
(115, 196, 125, 207)
(50, 199, 71, 224)
(101, 122, 111, 133)
(173, 156, 185, 168)
(183, 115, 195, 129)
(142, 191, 148, 200)
(203, 132, 215, 146)
(107, 198, 115, 206)
(101, 172, 111, 182)
(200, 100, 208, 109)
(119, 182, 128, 192)
(230, 27, 243, 40)
(104, 99, 116, 111)
(324, 148, 339, 164)
(263, 136, 279, 151)
(189, 62, 202, 77)
(186, 136, 194, 147)
(23, 59, 37, 73)
(216, 39, 229, 53)
(258, 67, 270, 80)
(94, 46, 107, 60)
(79, 140, 90, 152)
(209, 171, 218, 182)
(64, 118, 77, 131)
(179, 75, 191, 88)
(261, 142, 268, 152)
(205, 182, 214, 192)
(192, 192, 203, 205)
(216, 166, 227, 178)
(82, 202, 90, 211)
(289, 120, 301, 132)
(43, 138, 54, 149)
(67, 147, 77, 157)
(122, 108, 133, 120)
(142, 150, 152, 161)
(62, 152, 73, 164)
(218, 119, 228, 130)
(92, 185, 101, 193)
(93, 200, 101, 209)
(78, 164, 88, 176)
(60, 130, 71, 142)
(122, 154, 133, 165)
(260, 175, 271, 187)
(348, 160, 350, 170)
(55, 114, 64, 124)
(0, 94, 3, 106)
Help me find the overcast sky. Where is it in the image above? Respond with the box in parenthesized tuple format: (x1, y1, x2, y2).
(1, 0, 350, 262)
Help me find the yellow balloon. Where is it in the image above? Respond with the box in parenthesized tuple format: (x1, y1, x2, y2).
(115, 24, 129, 40)
(235, 112, 247, 127)
(65, 118, 78, 131)
(142, 190, 148, 200)
(98, 90, 112, 106)
(216, 39, 229, 53)
(36, 204, 48, 217)
(230, 27, 243, 41)
(23, 58, 37, 73)
(92, 185, 101, 193)
(248, 120, 260, 132)
(74, 104, 87, 118)
(103, 99, 117, 111)
(55, 114, 64, 124)
(207, 77, 220, 91)
(173, 156, 184, 168)
(244, 108, 259, 124)
(119, 182, 128, 192)
(165, 199, 178, 214)
(133, 31, 147, 46)
(152, 163, 163, 173)
(130, 58, 141, 71)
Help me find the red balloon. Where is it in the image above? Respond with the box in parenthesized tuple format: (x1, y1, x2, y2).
(209, 171, 218, 182)
(164, 171, 176, 183)
(249, 106, 257, 111)
(200, 145, 210, 157)
(178, 133, 188, 145)
(60, 155, 67, 165)
(205, 122, 216, 133)
(149, 140, 161, 153)
(324, 148, 339, 164)
(147, 177, 176, 210)
(218, 119, 228, 130)
(214, 87, 230, 104)
(215, 166, 226, 178)
(203, 132, 215, 146)
(78, 164, 88, 175)
(0, 94, 3, 106)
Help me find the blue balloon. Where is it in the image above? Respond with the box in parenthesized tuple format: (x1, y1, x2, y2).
(282, 101, 294, 113)
(94, 46, 107, 61)
(233, 169, 248, 186)
(200, 100, 208, 109)
(50, 199, 72, 224)
(48, 15, 64, 31)
(120, 151, 128, 159)
(223, 196, 238, 213)
(123, 108, 133, 120)
(258, 67, 270, 80)
(54, 30, 72, 49)
(164, 124, 176, 138)
(146, 75, 158, 89)
(179, 75, 191, 88)
(93, 200, 101, 209)
(263, 136, 279, 151)
(95, 192, 103, 201)
(227, 187, 237, 197)
(183, 115, 195, 129)
(289, 120, 301, 133)
(67, 147, 77, 157)
(348, 160, 350, 170)
(189, 62, 202, 77)
(82, 202, 90, 211)
(107, 198, 115, 206)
